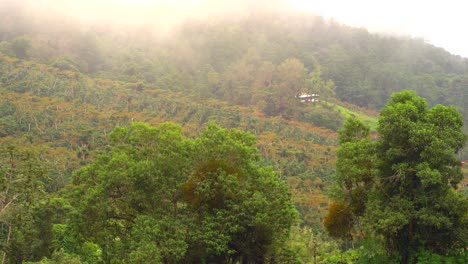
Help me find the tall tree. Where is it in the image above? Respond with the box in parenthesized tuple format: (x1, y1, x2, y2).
(0, 144, 52, 263)
(327, 91, 467, 263)
(370, 91, 467, 262)
(267, 58, 307, 117)
(68, 122, 297, 263)
(324, 117, 376, 242)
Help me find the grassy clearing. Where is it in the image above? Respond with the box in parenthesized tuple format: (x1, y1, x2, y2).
(324, 102, 379, 131)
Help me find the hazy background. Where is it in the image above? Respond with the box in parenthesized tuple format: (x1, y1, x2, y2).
(5, 0, 468, 58)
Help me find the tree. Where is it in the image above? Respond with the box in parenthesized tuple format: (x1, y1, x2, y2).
(371, 91, 467, 262)
(184, 123, 297, 263)
(0, 144, 54, 263)
(269, 58, 307, 117)
(327, 91, 467, 263)
(305, 66, 336, 102)
(10, 37, 31, 59)
(68, 122, 297, 263)
(221, 48, 262, 105)
(325, 117, 376, 242)
(69, 122, 191, 263)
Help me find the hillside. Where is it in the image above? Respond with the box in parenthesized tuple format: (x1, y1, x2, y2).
(0, 52, 338, 225)
(1, 4, 466, 130)
(0, 51, 340, 262)
(0, 2, 467, 263)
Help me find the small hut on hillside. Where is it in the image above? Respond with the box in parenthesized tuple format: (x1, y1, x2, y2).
(296, 93, 319, 103)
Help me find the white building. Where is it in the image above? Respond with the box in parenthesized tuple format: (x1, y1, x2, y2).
(296, 93, 319, 103)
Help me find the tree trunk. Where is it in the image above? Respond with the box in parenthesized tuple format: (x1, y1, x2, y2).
(1, 223, 12, 264)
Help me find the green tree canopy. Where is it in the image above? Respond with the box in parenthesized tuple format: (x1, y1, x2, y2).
(0, 144, 58, 263)
(68, 122, 297, 263)
(327, 91, 467, 263)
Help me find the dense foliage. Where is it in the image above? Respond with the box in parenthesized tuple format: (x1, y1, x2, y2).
(67, 122, 297, 263)
(0, 2, 467, 263)
(327, 91, 467, 263)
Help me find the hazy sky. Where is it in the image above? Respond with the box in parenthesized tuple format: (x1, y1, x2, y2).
(291, 0, 468, 58)
(16, 0, 468, 58)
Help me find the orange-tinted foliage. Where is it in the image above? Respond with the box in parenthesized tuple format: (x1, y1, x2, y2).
(323, 201, 354, 239)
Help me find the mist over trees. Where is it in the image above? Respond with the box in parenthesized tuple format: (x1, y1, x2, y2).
(0, 1, 466, 263)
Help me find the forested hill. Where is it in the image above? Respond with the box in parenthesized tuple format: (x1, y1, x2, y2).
(1, 4, 468, 113)
(171, 14, 468, 107)
(1, 3, 466, 145)
(0, 2, 467, 263)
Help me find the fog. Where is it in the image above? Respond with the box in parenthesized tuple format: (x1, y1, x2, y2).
(0, 0, 296, 40)
(16, 0, 293, 27)
(2, 0, 468, 57)
(292, 0, 468, 58)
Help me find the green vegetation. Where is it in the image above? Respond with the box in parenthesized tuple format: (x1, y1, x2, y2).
(323, 102, 378, 131)
(327, 91, 467, 263)
(0, 2, 467, 263)
(66, 122, 297, 263)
